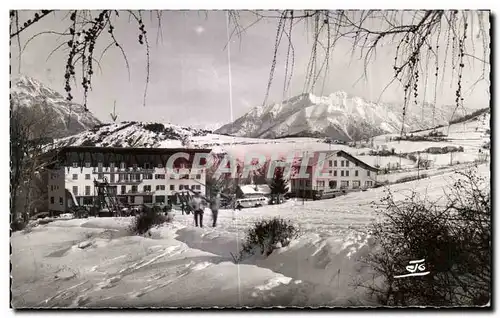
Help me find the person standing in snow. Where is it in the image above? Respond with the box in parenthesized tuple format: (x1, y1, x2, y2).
(210, 191, 221, 227)
(190, 192, 205, 228)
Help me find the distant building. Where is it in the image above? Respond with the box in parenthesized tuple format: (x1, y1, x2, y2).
(44, 146, 212, 214)
(290, 150, 379, 199)
(236, 184, 271, 199)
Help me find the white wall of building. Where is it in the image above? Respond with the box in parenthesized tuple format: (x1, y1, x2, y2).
(47, 167, 66, 212)
(47, 161, 207, 210)
(290, 151, 378, 194)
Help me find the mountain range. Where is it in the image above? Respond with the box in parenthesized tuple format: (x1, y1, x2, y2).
(11, 76, 484, 149)
(215, 92, 472, 141)
(10, 76, 101, 138)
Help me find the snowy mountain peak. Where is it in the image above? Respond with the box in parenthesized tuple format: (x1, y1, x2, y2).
(10, 76, 101, 138)
(215, 92, 464, 141)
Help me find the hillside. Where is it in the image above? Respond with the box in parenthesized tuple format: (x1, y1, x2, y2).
(53, 122, 213, 149)
(215, 92, 470, 141)
(10, 75, 102, 138)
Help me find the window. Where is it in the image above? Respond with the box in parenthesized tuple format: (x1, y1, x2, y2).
(98, 173, 104, 180)
(50, 197, 54, 204)
(110, 174, 115, 182)
(143, 174, 153, 180)
(179, 185, 184, 190)
(144, 163, 151, 169)
(72, 162, 78, 168)
(170, 185, 175, 190)
(50, 185, 53, 191)
(196, 174, 201, 180)
(72, 174, 78, 180)
(59, 197, 63, 205)
(156, 185, 165, 191)
(85, 174, 91, 180)
(85, 162, 91, 168)
(365, 181, 373, 187)
(85, 186, 91, 195)
(334, 160, 337, 167)
(329, 180, 337, 189)
(121, 186, 126, 194)
(180, 174, 189, 180)
(135, 174, 141, 180)
(341, 160, 344, 167)
(155, 174, 165, 179)
(334, 170, 337, 177)
(346, 171, 350, 177)
(130, 196, 135, 204)
(340, 181, 349, 188)
(346, 161, 350, 167)
(143, 196, 153, 204)
(355, 170, 359, 177)
(341, 171, 344, 177)
(195, 185, 201, 190)
(328, 160, 332, 167)
(72, 186, 78, 195)
(155, 195, 165, 204)
(316, 181, 325, 187)
(131, 185, 138, 193)
(191, 185, 196, 190)
(367, 171, 371, 177)
(353, 181, 360, 189)
(143, 185, 152, 192)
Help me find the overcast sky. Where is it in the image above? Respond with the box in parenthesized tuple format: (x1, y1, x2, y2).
(10, 10, 490, 128)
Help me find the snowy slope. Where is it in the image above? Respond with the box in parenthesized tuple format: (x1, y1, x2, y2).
(11, 163, 489, 307)
(10, 75, 101, 138)
(215, 92, 469, 141)
(53, 122, 212, 149)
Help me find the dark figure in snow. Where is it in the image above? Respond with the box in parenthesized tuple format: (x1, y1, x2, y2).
(190, 192, 205, 228)
(210, 191, 221, 227)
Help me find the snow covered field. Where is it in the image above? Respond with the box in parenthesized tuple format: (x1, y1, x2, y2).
(11, 163, 489, 308)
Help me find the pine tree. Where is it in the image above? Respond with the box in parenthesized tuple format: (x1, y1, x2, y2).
(269, 168, 289, 204)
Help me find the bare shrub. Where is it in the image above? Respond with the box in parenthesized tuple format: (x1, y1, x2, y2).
(240, 217, 299, 260)
(129, 205, 169, 235)
(358, 168, 491, 306)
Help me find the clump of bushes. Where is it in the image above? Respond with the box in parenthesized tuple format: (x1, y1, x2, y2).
(239, 217, 299, 259)
(392, 133, 447, 142)
(129, 205, 170, 235)
(143, 123, 165, 133)
(358, 169, 490, 306)
(425, 146, 464, 154)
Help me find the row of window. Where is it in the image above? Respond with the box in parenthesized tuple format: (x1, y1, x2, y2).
(316, 180, 373, 189)
(71, 173, 202, 181)
(321, 170, 371, 177)
(71, 184, 202, 196)
(71, 162, 196, 169)
(327, 159, 356, 168)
